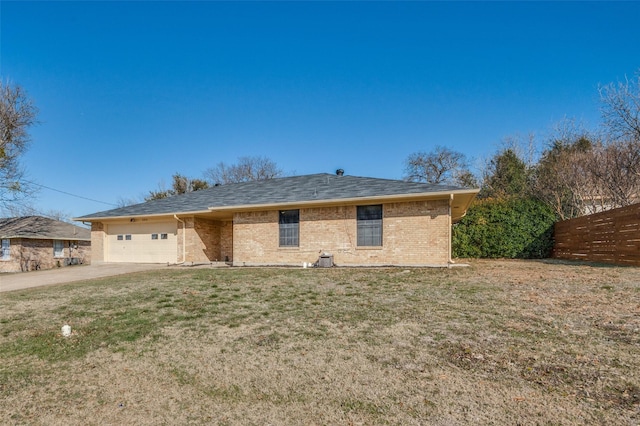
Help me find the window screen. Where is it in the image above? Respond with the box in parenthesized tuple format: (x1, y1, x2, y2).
(357, 205, 382, 246)
(279, 210, 299, 247)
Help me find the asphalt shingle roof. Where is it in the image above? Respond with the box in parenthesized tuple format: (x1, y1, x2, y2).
(78, 173, 474, 220)
(0, 216, 91, 240)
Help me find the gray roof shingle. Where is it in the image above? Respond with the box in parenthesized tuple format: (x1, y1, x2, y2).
(0, 216, 91, 240)
(78, 173, 475, 220)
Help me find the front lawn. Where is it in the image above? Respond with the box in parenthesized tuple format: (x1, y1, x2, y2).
(1, 260, 638, 424)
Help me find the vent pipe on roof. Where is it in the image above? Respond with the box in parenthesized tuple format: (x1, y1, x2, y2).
(336, 169, 344, 176)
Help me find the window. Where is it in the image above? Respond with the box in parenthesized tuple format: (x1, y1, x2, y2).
(125, 235, 132, 240)
(151, 234, 158, 240)
(357, 205, 382, 246)
(1, 239, 10, 260)
(117, 235, 123, 241)
(54, 240, 64, 258)
(279, 210, 299, 247)
(160, 233, 168, 240)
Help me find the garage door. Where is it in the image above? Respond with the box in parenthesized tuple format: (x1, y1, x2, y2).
(106, 222, 177, 263)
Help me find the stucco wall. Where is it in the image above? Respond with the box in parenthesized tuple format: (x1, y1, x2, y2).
(91, 222, 105, 263)
(232, 200, 450, 266)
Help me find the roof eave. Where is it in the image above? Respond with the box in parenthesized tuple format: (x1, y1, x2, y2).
(208, 189, 480, 213)
(74, 189, 480, 221)
(1, 235, 91, 241)
(451, 189, 480, 223)
(73, 209, 213, 222)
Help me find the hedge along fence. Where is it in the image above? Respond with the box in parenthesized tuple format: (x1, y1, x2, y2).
(453, 197, 556, 259)
(553, 203, 640, 266)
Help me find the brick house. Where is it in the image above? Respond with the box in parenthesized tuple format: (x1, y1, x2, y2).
(76, 173, 478, 267)
(0, 216, 91, 273)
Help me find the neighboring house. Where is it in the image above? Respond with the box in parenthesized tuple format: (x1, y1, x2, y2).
(0, 216, 91, 273)
(76, 172, 479, 267)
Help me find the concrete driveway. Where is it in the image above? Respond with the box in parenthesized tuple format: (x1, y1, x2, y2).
(0, 263, 167, 293)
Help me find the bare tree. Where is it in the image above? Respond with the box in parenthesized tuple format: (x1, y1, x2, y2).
(1, 202, 73, 222)
(526, 116, 633, 220)
(204, 156, 283, 185)
(590, 140, 640, 208)
(532, 131, 602, 220)
(116, 195, 144, 208)
(597, 71, 640, 207)
(404, 146, 475, 186)
(534, 134, 640, 220)
(1, 80, 38, 209)
(500, 132, 539, 168)
(599, 71, 640, 143)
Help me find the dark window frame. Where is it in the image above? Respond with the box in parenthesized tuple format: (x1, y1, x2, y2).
(357, 205, 383, 247)
(279, 209, 300, 247)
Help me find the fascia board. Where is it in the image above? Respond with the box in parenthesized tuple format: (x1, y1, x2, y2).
(208, 189, 480, 213)
(0, 235, 91, 241)
(73, 209, 212, 222)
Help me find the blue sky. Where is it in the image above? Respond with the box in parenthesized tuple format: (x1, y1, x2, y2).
(2, 1, 639, 219)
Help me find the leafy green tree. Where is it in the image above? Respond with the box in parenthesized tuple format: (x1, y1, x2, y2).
(146, 173, 210, 201)
(480, 149, 529, 199)
(453, 198, 556, 259)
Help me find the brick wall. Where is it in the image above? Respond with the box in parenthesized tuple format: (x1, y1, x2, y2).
(220, 220, 233, 262)
(232, 200, 451, 266)
(0, 238, 91, 273)
(0, 238, 23, 272)
(86, 199, 451, 267)
(177, 217, 232, 263)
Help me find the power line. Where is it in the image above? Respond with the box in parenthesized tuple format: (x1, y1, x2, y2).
(22, 180, 118, 207)
(0, 200, 88, 225)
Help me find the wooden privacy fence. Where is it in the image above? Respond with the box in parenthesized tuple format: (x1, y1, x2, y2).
(553, 203, 640, 266)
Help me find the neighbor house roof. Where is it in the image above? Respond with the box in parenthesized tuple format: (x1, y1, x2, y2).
(77, 173, 479, 222)
(0, 216, 91, 241)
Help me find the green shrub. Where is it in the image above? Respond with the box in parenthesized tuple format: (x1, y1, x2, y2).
(453, 197, 557, 259)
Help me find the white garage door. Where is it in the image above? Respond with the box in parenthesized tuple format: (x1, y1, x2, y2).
(106, 222, 177, 263)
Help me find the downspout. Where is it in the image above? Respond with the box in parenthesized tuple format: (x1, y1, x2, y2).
(448, 194, 454, 266)
(174, 215, 186, 264)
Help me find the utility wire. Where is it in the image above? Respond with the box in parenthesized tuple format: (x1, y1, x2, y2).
(0, 200, 88, 225)
(22, 180, 118, 207)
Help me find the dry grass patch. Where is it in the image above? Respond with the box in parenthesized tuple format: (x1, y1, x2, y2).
(1, 260, 639, 425)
